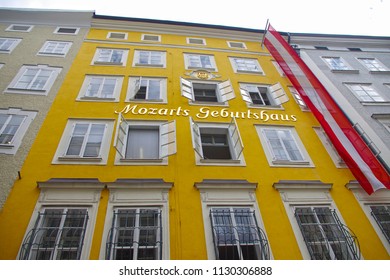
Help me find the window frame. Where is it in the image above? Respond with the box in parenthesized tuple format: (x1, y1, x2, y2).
(313, 126, 346, 168)
(0, 37, 22, 53)
(54, 27, 80, 35)
(107, 32, 128, 40)
(322, 56, 358, 73)
(132, 50, 166, 68)
(229, 57, 264, 74)
(141, 34, 161, 42)
(227, 41, 246, 49)
(255, 125, 313, 167)
(4, 64, 62, 96)
(357, 57, 389, 73)
(6, 24, 33, 32)
(183, 53, 217, 71)
(77, 75, 123, 102)
(92, 48, 129, 66)
(186, 37, 206, 45)
(190, 118, 245, 166)
(344, 83, 387, 103)
(37, 40, 72, 57)
(239, 82, 287, 108)
(0, 108, 37, 155)
(126, 76, 167, 103)
(100, 181, 172, 260)
(52, 119, 114, 165)
(113, 116, 176, 165)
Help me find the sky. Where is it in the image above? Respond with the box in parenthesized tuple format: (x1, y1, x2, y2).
(0, 0, 389, 36)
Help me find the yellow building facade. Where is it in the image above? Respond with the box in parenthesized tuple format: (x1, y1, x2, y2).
(0, 15, 389, 260)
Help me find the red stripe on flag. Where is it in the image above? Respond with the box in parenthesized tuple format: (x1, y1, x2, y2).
(264, 24, 390, 194)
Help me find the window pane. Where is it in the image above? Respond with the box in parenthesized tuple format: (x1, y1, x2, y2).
(83, 124, 105, 157)
(0, 115, 24, 144)
(147, 80, 161, 99)
(66, 124, 88, 156)
(126, 127, 159, 159)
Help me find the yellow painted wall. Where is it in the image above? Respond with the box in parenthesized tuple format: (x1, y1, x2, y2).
(0, 26, 388, 260)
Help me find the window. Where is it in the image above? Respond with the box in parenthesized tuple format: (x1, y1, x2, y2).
(54, 27, 79, 35)
(313, 127, 346, 168)
(19, 208, 89, 260)
(106, 208, 162, 260)
(180, 78, 235, 104)
(272, 60, 285, 77)
(133, 50, 166, 68)
(227, 41, 246, 49)
(190, 119, 244, 165)
(322, 57, 355, 71)
(19, 181, 103, 260)
(229, 57, 263, 74)
(184, 53, 217, 71)
(187, 37, 206, 45)
(357, 58, 389, 72)
(274, 181, 361, 260)
(5, 64, 61, 95)
(101, 181, 172, 260)
(114, 116, 176, 165)
(256, 126, 312, 166)
(289, 86, 308, 110)
(373, 115, 390, 133)
(38, 41, 72, 57)
(77, 75, 123, 101)
(107, 32, 128, 40)
(0, 37, 21, 53)
(0, 108, 37, 155)
(92, 48, 128, 66)
(240, 83, 288, 107)
(345, 83, 386, 102)
(6, 24, 33, 32)
(127, 76, 167, 103)
(294, 206, 359, 260)
(196, 180, 270, 260)
(53, 119, 114, 164)
(210, 208, 269, 260)
(370, 205, 390, 245)
(141, 34, 161, 42)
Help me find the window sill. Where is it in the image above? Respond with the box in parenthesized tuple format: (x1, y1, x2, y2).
(0, 144, 14, 149)
(189, 101, 228, 107)
(93, 61, 124, 66)
(187, 66, 217, 72)
(236, 70, 264, 75)
(58, 156, 103, 162)
(128, 98, 165, 103)
(134, 63, 164, 68)
(361, 101, 390, 106)
(80, 96, 117, 101)
(271, 160, 311, 166)
(117, 158, 166, 165)
(247, 104, 283, 110)
(5, 88, 47, 95)
(199, 159, 242, 165)
(331, 69, 359, 74)
(369, 70, 390, 74)
(120, 158, 163, 162)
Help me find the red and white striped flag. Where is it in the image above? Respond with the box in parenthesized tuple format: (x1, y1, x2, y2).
(263, 23, 390, 194)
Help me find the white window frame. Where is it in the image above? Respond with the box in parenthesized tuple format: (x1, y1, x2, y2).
(256, 125, 313, 167)
(5, 64, 62, 96)
(322, 56, 357, 72)
(126, 76, 167, 103)
(373, 115, 390, 133)
(141, 34, 161, 42)
(347, 182, 390, 255)
(6, 24, 33, 32)
(18, 181, 104, 260)
(100, 181, 172, 260)
(190, 118, 245, 166)
(357, 57, 389, 73)
(0, 108, 37, 155)
(92, 48, 129, 66)
(272, 60, 286, 77)
(77, 75, 123, 102)
(107, 32, 128, 40)
(113, 116, 176, 165)
(54, 27, 80, 35)
(180, 77, 235, 105)
(133, 50, 166, 68)
(195, 180, 271, 260)
(186, 37, 206, 45)
(313, 126, 346, 168)
(274, 181, 361, 260)
(52, 119, 114, 165)
(0, 37, 22, 53)
(38, 40, 72, 57)
(289, 86, 308, 111)
(227, 41, 246, 49)
(345, 83, 386, 103)
(229, 57, 264, 74)
(239, 82, 288, 107)
(183, 53, 217, 71)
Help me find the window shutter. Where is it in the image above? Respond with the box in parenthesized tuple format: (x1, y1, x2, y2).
(268, 83, 289, 105)
(228, 117, 244, 159)
(113, 113, 128, 158)
(129, 77, 142, 99)
(218, 80, 235, 102)
(190, 117, 203, 158)
(239, 88, 252, 103)
(180, 77, 194, 101)
(159, 120, 176, 158)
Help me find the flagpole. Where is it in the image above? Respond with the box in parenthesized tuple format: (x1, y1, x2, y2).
(261, 19, 269, 48)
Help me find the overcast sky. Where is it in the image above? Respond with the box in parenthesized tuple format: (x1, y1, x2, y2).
(1, 0, 389, 36)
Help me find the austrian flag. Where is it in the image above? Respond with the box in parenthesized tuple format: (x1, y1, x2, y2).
(263, 23, 390, 194)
